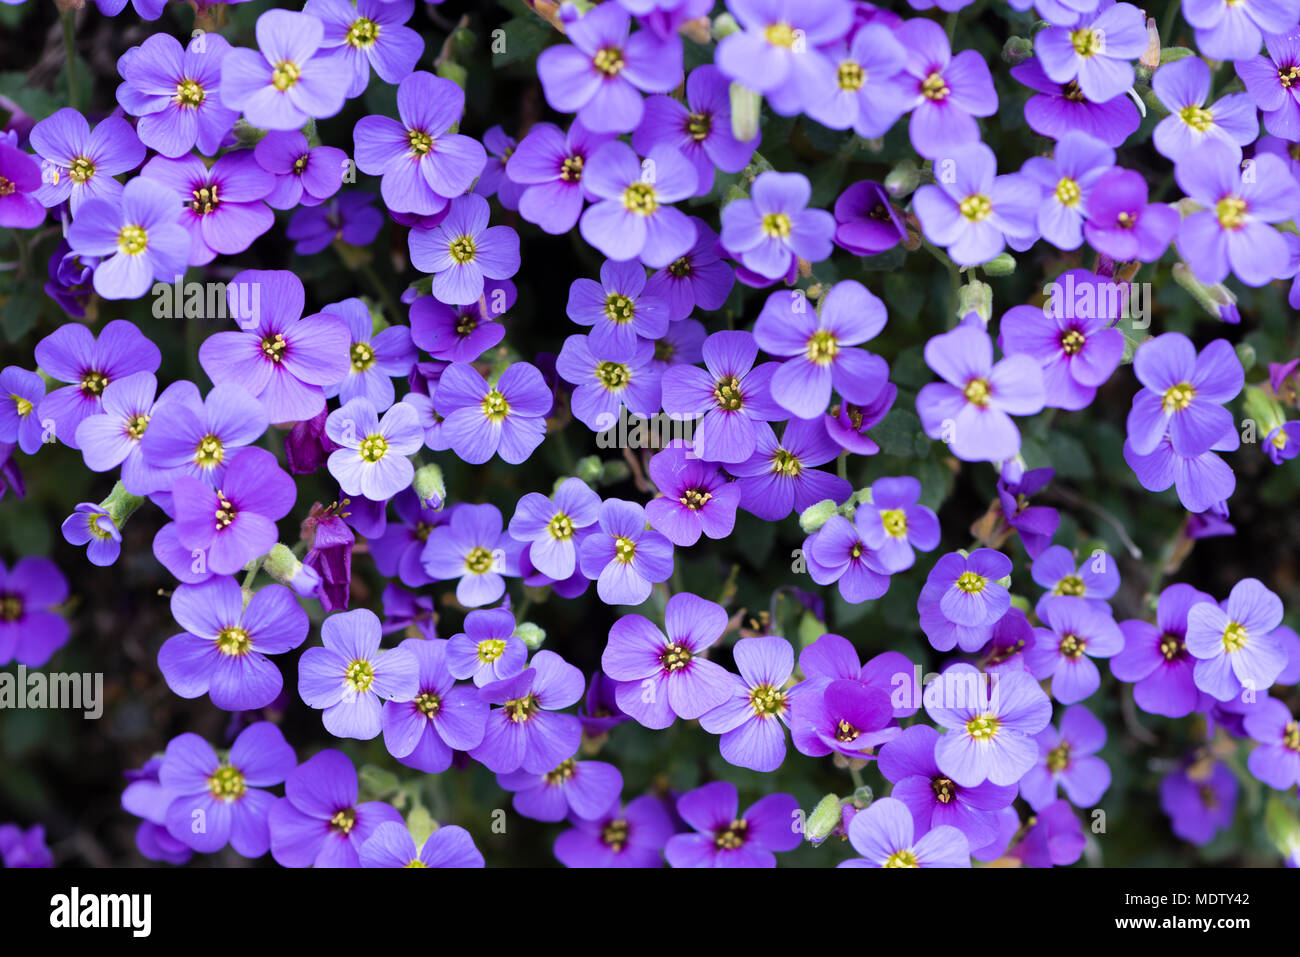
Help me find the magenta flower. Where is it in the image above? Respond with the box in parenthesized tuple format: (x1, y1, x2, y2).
(469, 650, 585, 774)
(0, 140, 44, 228)
(141, 151, 274, 266)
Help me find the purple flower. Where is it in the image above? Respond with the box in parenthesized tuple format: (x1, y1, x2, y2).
(1244, 697, 1300, 789)
(856, 476, 941, 573)
(381, 637, 487, 773)
(30, 108, 144, 213)
(321, 298, 416, 411)
(160, 723, 295, 857)
(1151, 56, 1258, 162)
(714, 0, 853, 109)
(305, 0, 423, 98)
(1186, 578, 1288, 702)
(554, 795, 674, 868)
(601, 592, 733, 727)
(1034, 1, 1148, 102)
(199, 269, 352, 424)
(1184, 0, 1295, 61)
(288, 191, 384, 254)
(661, 330, 782, 463)
(353, 71, 485, 216)
(61, 502, 121, 567)
(299, 608, 419, 739)
(0, 366, 45, 455)
(142, 151, 274, 266)
(1126, 332, 1243, 457)
(0, 556, 68, 667)
(325, 397, 422, 501)
(44, 239, 97, 318)
(566, 258, 669, 360)
(447, 607, 527, 687)
(138, 381, 268, 489)
(1265, 421, 1300, 463)
(996, 465, 1058, 559)
(698, 635, 795, 772)
(253, 131, 347, 209)
(506, 119, 615, 235)
(432, 361, 550, 464)
(122, 758, 192, 865)
(1159, 760, 1237, 846)
(1019, 131, 1114, 251)
(421, 503, 520, 607)
(878, 725, 1016, 850)
(302, 505, 355, 612)
(1029, 545, 1117, 618)
(753, 279, 887, 419)
(469, 650, 585, 774)
(643, 217, 734, 320)
(359, 822, 484, 868)
(913, 143, 1037, 267)
(1010, 57, 1141, 147)
(409, 281, 513, 363)
(1000, 271, 1126, 411)
(838, 796, 971, 868)
(537, 2, 683, 134)
(1175, 141, 1300, 286)
(0, 139, 43, 228)
(499, 757, 623, 822)
(823, 384, 896, 456)
(896, 17, 997, 159)
(369, 489, 445, 588)
(476, 126, 525, 209)
(664, 781, 800, 868)
(790, 678, 898, 758)
(268, 749, 404, 867)
(925, 664, 1053, 786)
(916, 321, 1045, 463)
(409, 193, 521, 306)
(116, 32, 236, 158)
(580, 142, 698, 267)
(1014, 798, 1085, 867)
(1021, 705, 1111, 813)
(556, 333, 662, 432)
(632, 64, 757, 193)
(1124, 427, 1239, 514)
(579, 498, 674, 605)
(918, 548, 1014, 655)
(219, 9, 350, 130)
(34, 319, 161, 449)
(1082, 167, 1179, 262)
(721, 171, 835, 282)
(1026, 596, 1123, 703)
(805, 24, 910, 137)
(832, 181, 907, 256)
(645, 442, 742, 546)
(805, 515, 891, 603)
(731, 418, 852, 521)
(508, 477, 602, 581)
(1238, 31, 1300, 139)
(66, 177, 191, 300)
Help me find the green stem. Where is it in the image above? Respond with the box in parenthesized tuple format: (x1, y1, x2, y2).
(944, 11, 958, 43)
(849, 765, 865, 791)
(1160, 2, 1179, 46)
(61, 9, 79, 112)
(358, 260, 403, 324)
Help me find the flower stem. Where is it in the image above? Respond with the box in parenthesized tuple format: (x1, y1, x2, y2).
(61, 9, 79, 113)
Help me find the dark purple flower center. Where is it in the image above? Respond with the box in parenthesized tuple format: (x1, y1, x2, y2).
(679, 487, 712, 511)
(1059, 632, 1086, 658)
(666, 255, 692, 278)
(293, 153, 309, 174)
(660, 641, 692, 672)
(330, 807, 357, 834)
(686, 111, 712, 141)
(593, 45, 625, 77)
(455, 311, 479, 337)
(714, 818, 748, 850)
(602, 818, 629, 851)
(931, 776, 957, 804)
(0, 592, 22, 622)
(1279, 65, 1300, 88)
(261, 333, 288, 363)
(544, 758, 576, 785)
(0, 175, 14, 197)
(1159, 632, 1185, 661)
(213, 491, 237, 531)
(560, 154, 584, 182)
(1060, 329, 1086, 355)
(415, 691, 441, 717)
(503, 693, 540, 723)
(1047, 742, 1072, 773)
(713, 374, 744, 411)
(191, 183, 220, 215)
(80, 369, 110, 396)
(835, 718, 860, 742)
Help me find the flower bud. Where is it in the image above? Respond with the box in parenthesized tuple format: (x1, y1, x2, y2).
(804, 793, 843, 844)
(884, 159, 920, 199)
(729, 83, 761, 142)
(412, 463, 446, 511)
(957, 280, 994, 323)
(983, 253, 1016, 277)
(1001, 36, 1034, 65)
(799, 499, 838, 534)
(100, 480, 145, 528)
(263, 543, 322, 598)
(575, 455, 603, 485)
(712, 12, 741, 40)
(516, 622, 546, 650)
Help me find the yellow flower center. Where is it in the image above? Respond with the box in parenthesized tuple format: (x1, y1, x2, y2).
(216, 625, 252, 656)
(330, 808, 356, 833)
(604, 293, 635, 324)
(761, 212, 792, 238)
(921, 72, 949, 100)
(261, 333, 288, 363)
(1054, 177, 1080, 207)
(931, 776, 956, 804)
(481, 387, 510, 423)
(1070, 28, 1101, 57)
(964, 377, 991, 406)
(771, 448, 802, 477)
(545, 758, 577, 785)
(714, 818, 749, 849)
(194, 433, 224, 468)
(880, 509, 907, 538)
(1054, 574, 1086, 596)
(1179, 104, 1214, 132)
(1047, 742, 1072, 773)
(613, 535, 637, 564)
(207, 765, 246, 801)
(0, 594, 22, 622)
(686, 112, 711, 141)
(1159, 633, 1184, 661)
(560, 155, 583, 182)
(622, 181, 658, 216)
(477, 638, 506, 662)
(713, 374, 744, 411)
(596, 361, 630, 390)
(504, 693, 540, 723)
(1162, 382, 1196, 412)
(271, 60, 301, 91)
(1059, 632, 1087, 659)
(959, 194, 992, 222)
(1060, 329, 1086, 355)
(680, 488, 712, 511)
(1216, 196, 1247, 230)
(593, 45, 625, 76)
(955, 570, 987, 594)
(80, 370, 109, 396)
(602, 819, 629, 851)
(1221, 621, 1248, 653)
(806, 329, 838, 365)
(117, 225, 148, 256)
(837, 60, 865, 92)
(346, 17, 380, 49)
(213, 491, 236, 530)
(12, 394, 33, 418)
(350, 342, 375, 372)
(465, 546, 496, 574)
(883, 849, 920, 868)
(764, 22, 796, 47)
(344, 658, 375, 693)
(69, 156, 96, 184)
(748, 683, 787, 718)
(408, 129, 434, 156)
(190, 183, 220, 215)
(415, 691, 441, 717)
(359, 434, 388, 463)
(547, 513, 574, 541)
(965, 714, 999, 740)
(660, 641, 691, 672)
(175, 78, 205, 108)
(449, 235, 476, 264)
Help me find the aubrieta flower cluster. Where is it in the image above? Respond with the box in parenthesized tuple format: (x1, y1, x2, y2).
(3, 0, 1300, 873)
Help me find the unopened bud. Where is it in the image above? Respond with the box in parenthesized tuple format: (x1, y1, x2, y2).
(263, 543, 321, 598)
(958, 280, 994, 323)
(729, 83, 761, 142)
(516, 622, 546, 650)
(1001, 36, 1034, 65)
(805, 794, 843, 844)
(983, 253, 1016, 277)
(799, 499, 839, 534)
(884, 159, 920, 199)
(412, 463, 445, 511)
